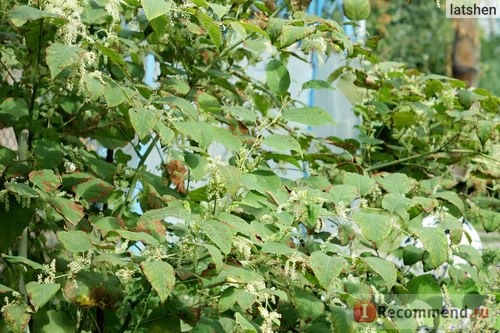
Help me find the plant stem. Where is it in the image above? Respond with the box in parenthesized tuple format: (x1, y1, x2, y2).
(16, 130, 29, 299)
(365, 148, 442, 172)
(118, 135, 159, 217)
(132, 291, 152, 333)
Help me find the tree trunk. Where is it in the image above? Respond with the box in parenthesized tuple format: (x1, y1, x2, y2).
(451, 18, 479, 86)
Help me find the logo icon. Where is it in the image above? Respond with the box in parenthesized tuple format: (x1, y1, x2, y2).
(353, 300, 377, 322)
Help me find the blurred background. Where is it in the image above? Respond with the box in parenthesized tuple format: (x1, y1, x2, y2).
(367, 0, 500, 93)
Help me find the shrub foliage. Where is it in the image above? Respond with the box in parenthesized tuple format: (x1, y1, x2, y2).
(0, 0, 498, 332)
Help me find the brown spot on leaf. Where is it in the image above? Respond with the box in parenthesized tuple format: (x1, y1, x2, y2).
(166, 160, 187, 194)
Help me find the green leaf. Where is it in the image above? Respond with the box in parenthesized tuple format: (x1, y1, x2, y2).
(4, 182, 39, 198)
(92, 217, 121, 235)
(104, 84, 135, 108)
(407, 274, 442, 308)
(57, 231, 92, 253)
(72, 178, 113, 203)
(202, 244, 223, 272)
(218, 286, 237, 312)
(381, 194, 413, 216)
(394, 110, 417, 129)
(208, 3, 229, 19)
(0, 147, 16, 176)
(83, 75, 105, 101)
(46, 43, 84, 79)
(352, 210, 392, 248)
(377, 173, 411, 196)
(302, 80, 334, 90)
(456, 244, 483, 268)
(262, 134, 302, 154)
(240, 22, 270, 39)
(235, 290, 256, 310)
(235, 313, 258, 332)
(412, 227, 448, 267)
(431, 191, 464, 213)
(173, 121, 211, 148)
(329, 185, 358, 204)
(266, 59, 290, 99)
(362, 257, 397, 289)
(141, 0, 171, 21)
(343, 172, 375, 196)
(280, 25, 315, 48)
(264, 153, 302, 169)
(1, 303, 31, 333)
(32, 310, 75, 333)
(154, 122, 175, 145)
(198, 11, 222, 48)
(116, 230, 160, 246)
(197, 220, 233, 254)
(331, 307, 354, 333)
(137, 206, 189, 223)
(309, 251, 344, 289)
(477, 208, 499, 232)
(293, 288, 324, 320)
(48, 198, 84, 225)
(154, 96, 198, 120)
(343, 0, 371, 21)
(95, 44, 127, 71)
(129, 107, 161, 140)
(26, 282, 60, 311)
(223, 106, 256, 122)
(164, 78, 190, 95)
(291, 0, 313, 12)
(0, 284, 15, 294)
(210, 126, 242, 151)
(230, 21, 247, 39)
(403, 245, 424, 266)
(2, 255, 45, 270)
(0, 98, 29, 120)
(240, 170, 281, 193)
(262, 241, 296, 256)
(29, 169, 62, 192)
(217, 212, 251, 234)
(8, 5, 61, 27)
(141, 261, 175, 303)
(282, 107, 334, 126)
(219, 266, 265, 284)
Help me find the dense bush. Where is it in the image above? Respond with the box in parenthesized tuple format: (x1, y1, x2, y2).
(0, 0, 498, 332)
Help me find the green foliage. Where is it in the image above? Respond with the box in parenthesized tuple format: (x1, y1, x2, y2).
(478, 33, 500, 96)
(0, 0, 498, 332)
(367, 0, 454, 75)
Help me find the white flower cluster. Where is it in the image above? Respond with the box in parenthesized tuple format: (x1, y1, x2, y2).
(116, 267, 135, 284)
(439, 87, 459, 109)
(77, 51, 99, 94)
(283, 252, 304, 281)
(0, 291, 22, 315)
(335, 201, 349, 219)
(302, 35, 328, 64)
(105, 0, 124, 24)
(37, 259, 57, 284)
(44, 0, 86, 45)
(144, 247, 166, 261)
(360, 325, 377, 333)
(277, 190, 308, 214)
(204, 156, 227, 202)
(258, 306, 281, 333)
(432, 205, 449, 223)
(371, 285, 385, 304)
(232, 236, 252, 261)
(68, 250, 93, 280)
